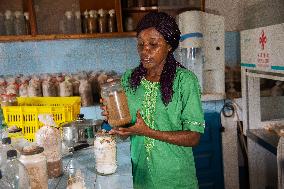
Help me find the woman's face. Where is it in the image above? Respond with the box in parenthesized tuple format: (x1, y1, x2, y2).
(137, 28, 171, 70)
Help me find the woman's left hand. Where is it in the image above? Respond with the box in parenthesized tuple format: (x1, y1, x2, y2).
(111, 110, 152, 137)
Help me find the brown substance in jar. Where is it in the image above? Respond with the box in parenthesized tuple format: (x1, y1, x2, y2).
(106, 91, 131, 127)
(47, 159, 63, 178)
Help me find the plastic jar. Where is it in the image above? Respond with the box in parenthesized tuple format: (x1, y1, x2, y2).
(19, 146, 48, 189)
(35, 125, 63, 178)
(94, 132, 117, 175)
(0, 94, 9, 107)
(101, 80, 131, 127)
(8, 94, 18, 106)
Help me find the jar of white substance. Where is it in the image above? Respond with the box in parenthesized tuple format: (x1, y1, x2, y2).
(94, 132, 117, 175)
(19, 146, 48, 189)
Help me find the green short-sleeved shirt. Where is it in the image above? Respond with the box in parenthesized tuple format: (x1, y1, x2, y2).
(121, 67, 205, 189)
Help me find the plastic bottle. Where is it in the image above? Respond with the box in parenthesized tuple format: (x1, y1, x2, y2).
(4, 10, 15, 35)
(14, 11, 25, 35)
(2, 150, 30, 189)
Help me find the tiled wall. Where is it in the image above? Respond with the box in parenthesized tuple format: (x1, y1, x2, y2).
(0, 37, 139, 76)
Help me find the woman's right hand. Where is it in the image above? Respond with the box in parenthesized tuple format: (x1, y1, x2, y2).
(100, 98, 108, 120)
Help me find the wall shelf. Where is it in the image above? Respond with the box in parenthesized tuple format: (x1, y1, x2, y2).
(0, 32, 136, 42)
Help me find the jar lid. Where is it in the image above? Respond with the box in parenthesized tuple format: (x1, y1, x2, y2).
(22, 145, 44, 155)
(7, 149, 17, 158)
(2, 137, 11, 144)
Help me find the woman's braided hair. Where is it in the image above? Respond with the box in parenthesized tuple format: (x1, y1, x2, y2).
(130, 12, 184, 106)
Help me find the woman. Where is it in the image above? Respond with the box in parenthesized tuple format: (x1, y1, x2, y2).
(102, 12, 205, 189)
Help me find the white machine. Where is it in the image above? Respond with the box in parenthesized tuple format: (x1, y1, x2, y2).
(241, 23, 284, 189)
(176, 11, 225, 101)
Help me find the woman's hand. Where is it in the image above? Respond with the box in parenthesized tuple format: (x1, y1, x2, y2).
(110, 110, 152, 137)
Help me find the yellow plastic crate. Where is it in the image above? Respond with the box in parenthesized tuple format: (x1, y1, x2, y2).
(2, 97, 81, 142)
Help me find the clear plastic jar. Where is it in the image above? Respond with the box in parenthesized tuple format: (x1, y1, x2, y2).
(23, 12, 31, 35)
(94, 132, 117, 175)
(101, 80, 131, 127)
(35, 125, 63, 178)
(19, 146, 48, 189)
(64, 11, 74, 34)
(8, 94, 18, 106)
(79, 79, 93, 107)
(82, 10, 89, 34)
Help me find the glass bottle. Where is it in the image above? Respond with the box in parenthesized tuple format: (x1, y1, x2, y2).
(107, 9, 116, 32)
(101, 79, 131, 127)
(64, 11, 74, 34)
(125, 17, 134, 32)
(23, 12, 31, 35)
(87, 10, 97, 34)
(0, 137, 13, 168)
(0, 169, 12, 188)
(94, 131, 117, 175)
(98, 9, 107, 33)
(82, 10, 89, 34)
(0, 13, 5, 35)
(4, 10, 15, 35)
(19, 146, 48, 189)
(14, 11, 25, 35)
(2, 150, 30, 189)
(74, 11, 82, 34)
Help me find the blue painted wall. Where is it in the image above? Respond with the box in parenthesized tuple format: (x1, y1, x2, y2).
(0, 32, 238, 114)
(0, 38, 139, 75)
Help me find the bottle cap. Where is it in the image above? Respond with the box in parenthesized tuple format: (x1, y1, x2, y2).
(7, 149, 17, 159)
(75, 11, 81, 19)
(2, 137, 11, 144)
(24, 12, 29, 20)
(65, 11, 72, 19)
(4, 10, 12, 19)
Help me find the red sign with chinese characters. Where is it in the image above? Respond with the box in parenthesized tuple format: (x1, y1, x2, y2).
(257, 30, 270, 68)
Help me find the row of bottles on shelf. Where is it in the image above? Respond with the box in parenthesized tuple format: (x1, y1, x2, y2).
(60, 9, 117, 35)
(124, 0, 198, 8)
(124, 0, 158, 7)
(0, 10, 31, 36)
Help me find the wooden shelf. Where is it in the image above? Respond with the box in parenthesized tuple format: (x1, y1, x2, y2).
(123, 6, 158, 12)
(0, 32, 136, 42)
